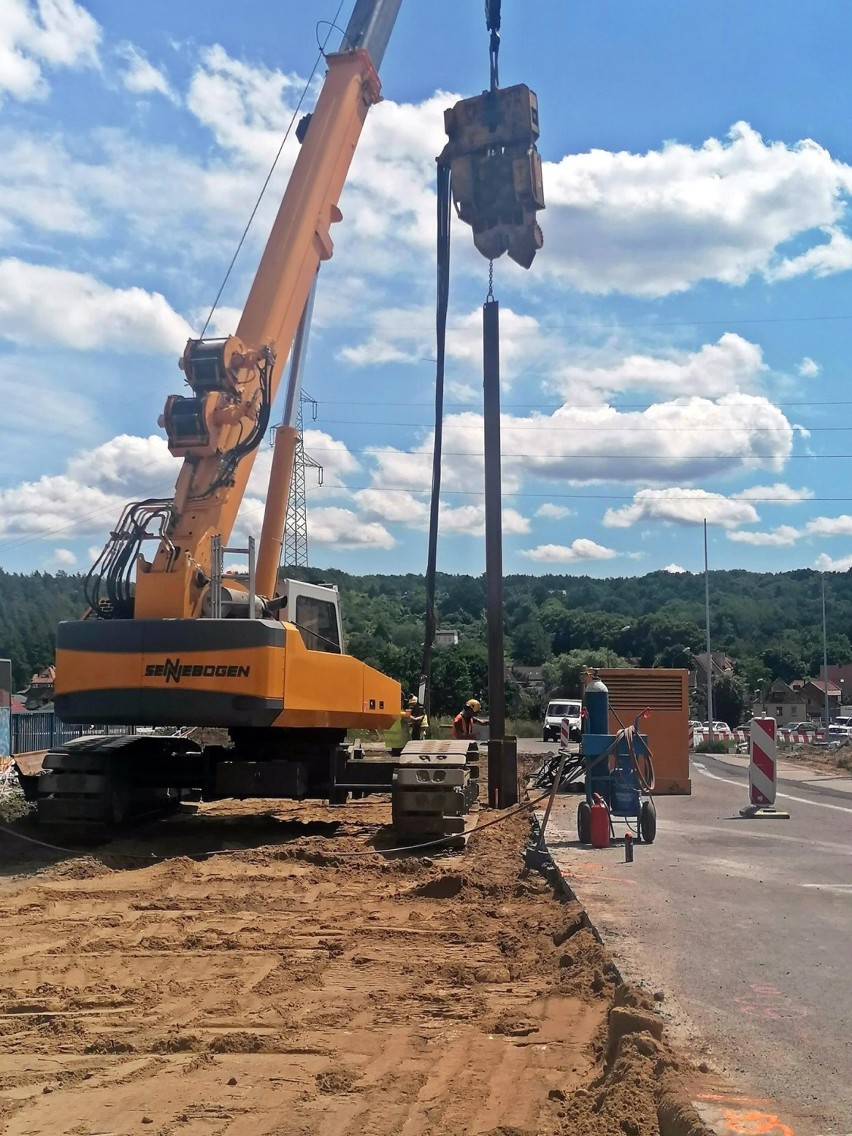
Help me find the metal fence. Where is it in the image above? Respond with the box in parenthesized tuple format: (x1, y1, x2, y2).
(11, 712, 135, 754)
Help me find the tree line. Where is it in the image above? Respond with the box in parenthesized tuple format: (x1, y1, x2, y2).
(1, 565, 850, 721)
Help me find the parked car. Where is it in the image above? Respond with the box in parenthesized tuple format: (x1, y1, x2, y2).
(701, 721, 732, 734)
(542, 699, 582, 743)
(787, 721, 818, 733)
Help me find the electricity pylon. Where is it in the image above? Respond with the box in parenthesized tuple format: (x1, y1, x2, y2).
(284, 391, 323, 568)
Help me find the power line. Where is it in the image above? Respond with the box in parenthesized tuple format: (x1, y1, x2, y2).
(306, 483, 852, 504)
(300, 444, 852, 460)
(307, 418, 848, 433)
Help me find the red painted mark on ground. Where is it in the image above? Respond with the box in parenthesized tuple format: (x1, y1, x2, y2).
(721, 1108, 794, 1136)
(734, 982, 810, 1022)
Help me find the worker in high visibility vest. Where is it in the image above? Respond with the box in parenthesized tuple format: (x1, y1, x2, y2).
(452, 698, 486, 739)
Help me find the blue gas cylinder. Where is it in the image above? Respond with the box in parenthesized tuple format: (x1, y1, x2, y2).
(584, 674, 609, 735)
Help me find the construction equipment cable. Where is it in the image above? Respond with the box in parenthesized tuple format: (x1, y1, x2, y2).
(0, 787, 555, 863)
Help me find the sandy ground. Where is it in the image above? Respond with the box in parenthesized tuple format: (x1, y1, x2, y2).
(0, 794, 709, 1136)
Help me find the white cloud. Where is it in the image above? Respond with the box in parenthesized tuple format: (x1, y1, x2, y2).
(504, 394, 793, 484)
(815, 553, 852, 572)
(727, 525, 800, 546)
(605, 488, 759, 529)
(732, 483, 814, 505)
(0, 0, 100, 102)
(186, 44, 305, 161)
(805, 515, 852, 537)
(663, 563, 686, 573)
(52, 547, 76, 566)
(543, 122, 852, 296)
(797, 357, 821, 378)
(307, 507, 394, 550)
(521, 540, 617, 563)
(68, 435, 175, 497)
(0, 259, 192, 352)
(340, 303, 540, 389)
(771, 227, 852, 281)
(355, 488, 428, 526)
(447, 381, 479, 404)
(535, 503, 574, 519)
(440, 505, 530, 537)
(117, 43, 178, 104)
(301, 429, 360, 481)
(554, 333, 766, 401)
(0, 434, 176, 541)
(0, 475, 122, 540)
(363, 391, 795, 507)
(365, 413, 521, 504)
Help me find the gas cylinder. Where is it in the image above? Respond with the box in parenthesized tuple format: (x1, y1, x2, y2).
(590, 793, 610, 848)
(584, 672, 609, 735)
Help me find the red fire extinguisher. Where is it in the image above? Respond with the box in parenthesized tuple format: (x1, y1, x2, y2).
(590, 793, 610, 848)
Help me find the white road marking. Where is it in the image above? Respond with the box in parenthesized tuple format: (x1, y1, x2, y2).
(801, 883, 852, 894)
(693, 762, 852, 815)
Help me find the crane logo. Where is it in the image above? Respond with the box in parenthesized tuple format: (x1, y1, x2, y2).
(145, 658, 252, 684)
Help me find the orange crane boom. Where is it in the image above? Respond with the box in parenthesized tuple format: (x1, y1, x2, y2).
(126, 2, 401, 619)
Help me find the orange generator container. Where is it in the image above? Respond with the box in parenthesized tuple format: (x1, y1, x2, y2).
(586, 668, 691, 795)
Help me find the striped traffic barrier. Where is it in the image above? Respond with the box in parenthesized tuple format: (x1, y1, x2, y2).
(690, 727, 825, 746)
(560, 718, 571, 751)
(739, 717, 789, 819)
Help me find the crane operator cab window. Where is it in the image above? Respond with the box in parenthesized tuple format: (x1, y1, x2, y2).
(295, 595, 341, 653)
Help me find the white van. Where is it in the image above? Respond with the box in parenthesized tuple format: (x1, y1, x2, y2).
(542, 699, 582, 743)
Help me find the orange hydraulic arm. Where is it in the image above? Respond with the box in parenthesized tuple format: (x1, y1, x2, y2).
(109, 2, 402, 621)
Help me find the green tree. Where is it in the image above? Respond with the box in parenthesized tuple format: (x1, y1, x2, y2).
(430, 649, 473, 717)
(542, 650, 632, 698)
(510, 620, 551, 666)
(712, 671, 750, 727)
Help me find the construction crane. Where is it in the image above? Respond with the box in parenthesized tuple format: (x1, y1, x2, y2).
(20, 0, 542, 837)
(32, 0, 410, 828)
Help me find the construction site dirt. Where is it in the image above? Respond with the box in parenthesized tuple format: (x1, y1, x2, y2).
(0, 794, 711, 1136)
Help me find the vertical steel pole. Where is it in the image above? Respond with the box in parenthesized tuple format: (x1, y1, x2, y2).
(822, 573, 830, 729)
(704, 519, 714, 742)
(483, 298, 516, 807)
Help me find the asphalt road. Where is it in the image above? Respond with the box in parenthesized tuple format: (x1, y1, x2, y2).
(541, 752, 852, 1136)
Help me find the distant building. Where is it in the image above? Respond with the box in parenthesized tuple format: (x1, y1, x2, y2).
(434, 629, 459, 649)
(752, 679, 807, 726)
(820, 664, 852, 710)
(19, 665, 55, 711)
(508, 664, 545, 695)
(800, 678, 841, 721)
(689, 651, 734, 693)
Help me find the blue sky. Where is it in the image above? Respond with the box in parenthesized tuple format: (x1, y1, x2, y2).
(3, 0, 852, 579)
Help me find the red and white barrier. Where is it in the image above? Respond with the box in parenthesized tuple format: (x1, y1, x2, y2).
(748, 717, 777, 807)
(690, 727, 824, 745)
(739, 717, 790, 818)
(560, 718, 571, 750)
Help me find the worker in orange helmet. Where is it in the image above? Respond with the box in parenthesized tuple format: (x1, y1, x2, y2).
(452, 698, 486, 739)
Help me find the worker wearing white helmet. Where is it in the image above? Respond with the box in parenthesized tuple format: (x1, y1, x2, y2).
(406, 694, 426, 740)
(452, 698, 486, 739)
